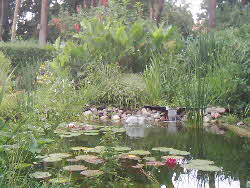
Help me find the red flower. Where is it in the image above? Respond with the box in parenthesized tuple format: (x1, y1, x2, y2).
(165, 158, 177, 168)
(76, 5, 81, 13)
(74, 24, 80, 32)
(102, 0, 108, 7)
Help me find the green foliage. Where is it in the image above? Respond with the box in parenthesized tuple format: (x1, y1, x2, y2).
(81, 63, 146, 108)
(216, 3, 250, 29)
(243, 117, 250, 126)
(222, 115, 238, 125)
(0, 52, 13, 105)
(53, 6, 183, 76)
(144, 54, 162, 105)
(162, 1, 194, 37)
(181, 31, 250, 124)
(0, 41, 53, 68)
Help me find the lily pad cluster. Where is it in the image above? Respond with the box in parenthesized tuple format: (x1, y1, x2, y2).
(75, 155, 105, 164)
(31, 122, 223, 185)
(152, 147, 190, 156)
(181, 159, 222, 172)
(43, 153, 71, 163)
(54, 123, 126, 138)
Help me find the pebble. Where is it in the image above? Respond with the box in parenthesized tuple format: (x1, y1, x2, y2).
(100, 115, 109, 121)
(236, 121, 244, 126)
(112, 115, 121, 121)
(211, 112, 221, 119)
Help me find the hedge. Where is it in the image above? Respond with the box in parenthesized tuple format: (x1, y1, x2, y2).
(0, 41, 53, 68)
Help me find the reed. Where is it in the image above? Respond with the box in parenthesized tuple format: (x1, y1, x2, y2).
(183, 34, 218, 128)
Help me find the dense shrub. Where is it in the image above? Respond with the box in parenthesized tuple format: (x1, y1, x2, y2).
(0, 41, 53, 68)
(0, 41, 54, 90)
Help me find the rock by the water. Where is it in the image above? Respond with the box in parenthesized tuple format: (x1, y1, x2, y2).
(153, 113, 161, 119)
(125, 115, 151, 125)
(83, 110, 93, 117)
(204, 115, 212, 123)
(237, 121, 244, 126)
(112, 115, 120, 121)
(211, 112, 221, 119)
(100, 116, 109, 121)
(216, 107, 226, 114)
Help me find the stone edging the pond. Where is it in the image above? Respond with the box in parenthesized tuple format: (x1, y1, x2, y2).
(82, 106, 250, 138)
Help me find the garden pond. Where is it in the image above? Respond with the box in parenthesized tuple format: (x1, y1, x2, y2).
(30, 122, 250, 188)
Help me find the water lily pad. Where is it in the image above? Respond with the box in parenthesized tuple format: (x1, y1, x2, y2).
(43, 157, 63, 163)
(69, 132, 83, 136)
(84, 130, 100, 133)
(35, 155, 48, 159)
(66, 158, 80, 162)
(87, 146, 106, 153)
(75, 155, 104, 164)
(129, 150, 151, 156)
(100, 127, 112, 132)
(113, 147, 131, 152)
(169, 149, 190, 156)
(75, 155, 99, 161)
(49, 177, 71, 184)
(131, 164, 144, 169)
(181, 163, 222, 171)
(80, 170, 103, 177)
(71, 147, 89, 151)
(63, 165, 88, 172)
(54, 129, 68, 134)
(152, 147, 174, 153)
(188, 159, 215, 165)
(59, 134, 75, 138)
(49, 153, 71, 159)
(162, 156, 184, 160)
(143, 157, 156, 162)
(30, 171, 52, 179)
(60, 132, 83, 138)
(84, 133, 99, 136)
(118, 154, 141, 161)
(145, 161, 165, 167)
(86, 158, 105, 164)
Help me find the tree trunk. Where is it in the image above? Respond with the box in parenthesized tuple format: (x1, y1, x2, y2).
(92, 0, 97, 7)
(155, 0, 164, 26)
(150, 2, 155, 21)
(0, 0, 7, 41)
(39, 0, 49, 46)
(11, 0, 21, 41)
(149, 0, 164, 26)
(208, 0, 216, 28)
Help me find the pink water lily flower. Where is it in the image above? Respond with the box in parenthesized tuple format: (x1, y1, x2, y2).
(165, 158, 177, 168)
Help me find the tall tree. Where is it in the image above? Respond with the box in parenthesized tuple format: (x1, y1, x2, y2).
(0, 0, 8, 41)
(11, 0, 21, 41)
(208, 0, 217, 28)
(39, 0, 49, 45)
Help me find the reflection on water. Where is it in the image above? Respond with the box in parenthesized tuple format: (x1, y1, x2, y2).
(125, 122, 178, 138)
(123, 122, 250, 188)
(54, 122, 250, 188)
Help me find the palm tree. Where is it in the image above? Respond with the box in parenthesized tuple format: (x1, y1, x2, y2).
(11, 0, 21, 41)
(39, 0, 49, 45)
